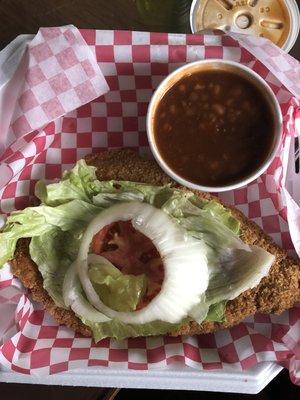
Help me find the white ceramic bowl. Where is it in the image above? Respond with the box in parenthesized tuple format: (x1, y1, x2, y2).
(146, 59, 282, 193)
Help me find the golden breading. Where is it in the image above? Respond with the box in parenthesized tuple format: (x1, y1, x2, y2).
(11, 149, 300, 338)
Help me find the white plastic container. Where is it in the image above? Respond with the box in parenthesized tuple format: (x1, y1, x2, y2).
(190, 0, 300, 53)
(0, 29, 291, 395)
(0, 363, 283, 394)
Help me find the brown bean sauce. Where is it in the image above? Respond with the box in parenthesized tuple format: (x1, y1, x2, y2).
(153, 70, 274, 187)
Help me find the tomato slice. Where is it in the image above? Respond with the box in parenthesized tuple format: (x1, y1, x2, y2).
(91, 220, 164, 309)
(91, 223, 113, 254)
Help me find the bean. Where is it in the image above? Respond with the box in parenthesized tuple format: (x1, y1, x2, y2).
(163, 122, 172, 132)
(225, 98, 234, 106)
(160, 111, 166, 119)
(169, 104, 176, 114)
(213, 84, 221, 96)
(182, 100, 187, 108)
(212, 103, 226, 116)
(203, 113, 209, 121)
(241, 101, 251, 111)
(210, 160, 220, 171)
(228, 109, 237, 122)
(200, 93, 208, 102)
(189, 92, 199, 102)
(195, 83, 205, 90)
(231, 86, 242, 97)
(178, 84, 186, 93)
(222, 153, 229, 160)
(209, 113, 217, 123)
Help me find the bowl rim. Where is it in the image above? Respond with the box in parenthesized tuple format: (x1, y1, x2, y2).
(146, 59, 283, 193)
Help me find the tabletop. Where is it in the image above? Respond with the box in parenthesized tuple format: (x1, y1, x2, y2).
(0, 0, 299, 399)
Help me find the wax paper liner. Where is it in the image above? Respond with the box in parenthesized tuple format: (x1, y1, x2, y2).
(0, 26, 299, 383)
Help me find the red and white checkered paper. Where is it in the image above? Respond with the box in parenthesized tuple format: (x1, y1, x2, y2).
(0, 27, 299, 383)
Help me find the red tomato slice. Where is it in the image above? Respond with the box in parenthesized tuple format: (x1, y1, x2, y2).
(91, 220, 164, 309)
(91, 223, 114, 254)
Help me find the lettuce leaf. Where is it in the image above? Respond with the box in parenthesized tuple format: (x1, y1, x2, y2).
(205, 302, 226, 323)
(93, 181, 175, 209)
(30, 228, 80, 308)
(166, 198, 274, 310)
(202, 201, 240, 235)
(89, 262, 147, 312)
(82, 317, 186, 342)
(205, 245, 273, 304)
(0, 211, 52, 266)
(35, 160, 101, 206)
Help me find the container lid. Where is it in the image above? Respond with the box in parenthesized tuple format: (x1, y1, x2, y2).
(190, 0, 299, 51)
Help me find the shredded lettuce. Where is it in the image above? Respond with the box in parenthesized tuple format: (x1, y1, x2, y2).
(0, 159, 274, 341)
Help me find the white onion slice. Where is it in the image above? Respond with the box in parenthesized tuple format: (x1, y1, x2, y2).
(63, 261, 110, 323)
(76, 202, 208, 324)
